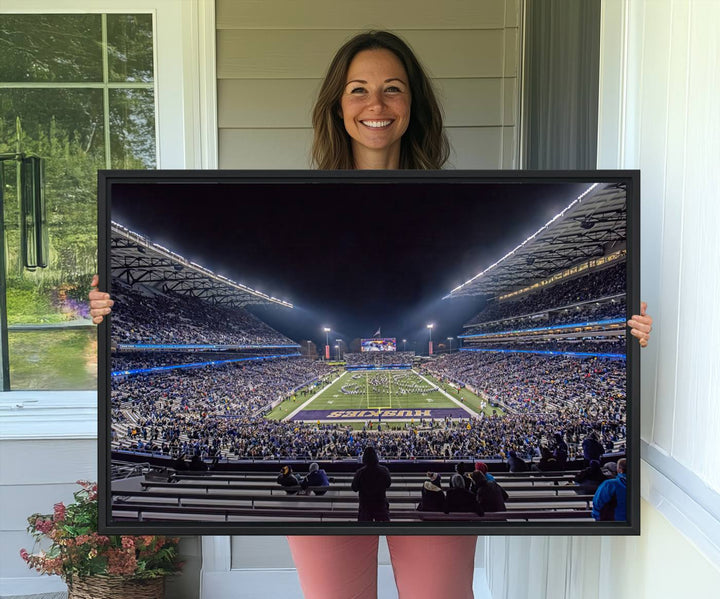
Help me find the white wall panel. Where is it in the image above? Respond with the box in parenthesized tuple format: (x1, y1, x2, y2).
(218, 78, 515, 129)
(217, 0, 509, 30)
(672, 0, 720, 483)
(446, 127, 505, 169)
(230, 536, 297, 569)
(636, 0, 675, 454)
(218, 29, 509, 80)
(0, 440, 97, 485)
(219, 128, 313, 169)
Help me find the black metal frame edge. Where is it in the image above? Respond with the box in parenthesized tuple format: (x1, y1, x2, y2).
(97, 169, 641, 537)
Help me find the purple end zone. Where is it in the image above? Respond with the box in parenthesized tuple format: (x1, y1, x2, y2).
(289, 408, 471, 421)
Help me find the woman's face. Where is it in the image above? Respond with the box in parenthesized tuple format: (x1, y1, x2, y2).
(340, 49, 411, 164)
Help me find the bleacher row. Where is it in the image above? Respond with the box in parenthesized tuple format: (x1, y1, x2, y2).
(464, 260, 626, 329)
(111, 468, 595, 524)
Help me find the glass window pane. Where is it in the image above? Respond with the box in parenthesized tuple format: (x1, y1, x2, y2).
(8, 329, 97, 390)
(2, 89, 103, 390)
(1, 88, 104, 278)
(0, 13, 157, 391)
(109, 89, 156, 169)
(0, 89, 106, 162)
(107, 14, 154, 83)
(0, 14, 102, 82)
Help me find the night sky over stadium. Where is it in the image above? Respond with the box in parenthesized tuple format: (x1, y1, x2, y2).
(110, 177, 591, 352)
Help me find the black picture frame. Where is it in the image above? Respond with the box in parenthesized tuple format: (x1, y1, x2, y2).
(98, 169, 640, 536)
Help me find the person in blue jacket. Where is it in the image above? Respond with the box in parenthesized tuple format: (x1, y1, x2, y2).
(592, 458, 627, 521)
(301, 462, 330, 495)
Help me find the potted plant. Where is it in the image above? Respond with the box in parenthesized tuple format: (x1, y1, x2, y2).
(20, 480, 182, 599)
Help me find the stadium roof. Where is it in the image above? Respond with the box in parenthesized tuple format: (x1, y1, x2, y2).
(110, 222, 293, 309)
(443, 182, 627, 299)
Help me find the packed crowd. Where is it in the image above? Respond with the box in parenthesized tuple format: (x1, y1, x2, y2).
(112, 356, 334, 442)
(459, 339, 626, 354)
(464, 261, 626, 328)
(112, 349, 299, 372)
(112, 348, 625, 463)
(426, 351, 624, 414)
(463, 298, 625, 336)
(110, 282, 293, 345)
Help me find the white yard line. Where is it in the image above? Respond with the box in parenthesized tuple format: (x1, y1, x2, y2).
(413, 370, 480, 418)
(283, 371, 348, 421)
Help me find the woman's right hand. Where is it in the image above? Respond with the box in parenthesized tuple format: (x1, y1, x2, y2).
(89, 274, 114, 324)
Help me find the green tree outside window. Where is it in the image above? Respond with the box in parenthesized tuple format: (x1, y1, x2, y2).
(0, 13, 155, 390)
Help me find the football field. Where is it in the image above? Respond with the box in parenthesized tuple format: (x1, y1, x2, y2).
(283, 369, 479, 423)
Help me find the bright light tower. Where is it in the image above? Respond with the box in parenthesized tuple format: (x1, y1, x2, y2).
(447, 337, 454, 351)
(402, 339, 407, 352)
(427, 323, 434, 356)
(336, 339, 343, 361)
(323, 327, 331, 360)
(334, 344, 339, 360)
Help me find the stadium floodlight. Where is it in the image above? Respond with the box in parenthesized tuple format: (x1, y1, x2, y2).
(323, 327, 331, 360)
(427, 324, 434, 356)
(444, 182, 601, 298)
(447, 337, 454, 351)
(402, 339, 407, 351)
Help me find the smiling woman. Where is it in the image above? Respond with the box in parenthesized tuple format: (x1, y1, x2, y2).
(311, 30, 448, 170)
(340, 49, 412, 168)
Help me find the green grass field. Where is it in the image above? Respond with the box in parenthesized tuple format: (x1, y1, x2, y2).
(266, 369, 483, 421)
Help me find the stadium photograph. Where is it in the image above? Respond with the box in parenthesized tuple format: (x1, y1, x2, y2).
(102, 172, 633, 532)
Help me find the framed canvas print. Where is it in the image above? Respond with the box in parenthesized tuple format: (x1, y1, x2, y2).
(98, 170, 640, 535)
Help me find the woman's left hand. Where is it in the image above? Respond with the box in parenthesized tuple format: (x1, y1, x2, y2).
(627, 301, 652, 348)
(89, 274, 114, 324)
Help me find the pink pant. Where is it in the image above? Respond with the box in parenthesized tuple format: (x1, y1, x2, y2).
(287, 535, 477, 599)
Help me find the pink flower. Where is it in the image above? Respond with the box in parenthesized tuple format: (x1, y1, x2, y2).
(34, 518, 54, 534)
(107, 548, 137, 576)
(19, 548, 29, 562)
(121, 537, 135, 549)
(53, 502, 66, 522)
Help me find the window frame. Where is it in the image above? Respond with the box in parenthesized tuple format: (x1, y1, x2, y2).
(0, 0, 217, 403)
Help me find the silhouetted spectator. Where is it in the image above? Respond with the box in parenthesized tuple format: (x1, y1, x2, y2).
(574, 460, 608, 495)
(473, 471, 509, 513)
(445, 474, 483, 515)
(582, 431, 604, 464)
(507, 450, 528, 473)
(172, 453, 188, 471)
(552, 432, 568, 469)
(351, 446, 392, 522)
(277, 465, 300, 495)
(417, 472, 445, 512)
(533, 446, 558, 472)
(189, 453, 208, 472)
(455, 462, 473, 491)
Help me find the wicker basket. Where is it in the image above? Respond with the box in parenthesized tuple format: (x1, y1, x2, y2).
(67, 575, 164, 599)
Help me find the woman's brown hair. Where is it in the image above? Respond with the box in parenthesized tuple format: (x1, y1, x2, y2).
(311, 31, 449, 170)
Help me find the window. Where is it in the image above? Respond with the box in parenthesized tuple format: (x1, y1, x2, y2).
(0, 13, 156, 390)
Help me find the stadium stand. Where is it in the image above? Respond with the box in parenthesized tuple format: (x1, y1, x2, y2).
(111, 280, 294, 345)
(110, 466, 596, 523)
(463, 261, 626, 330)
